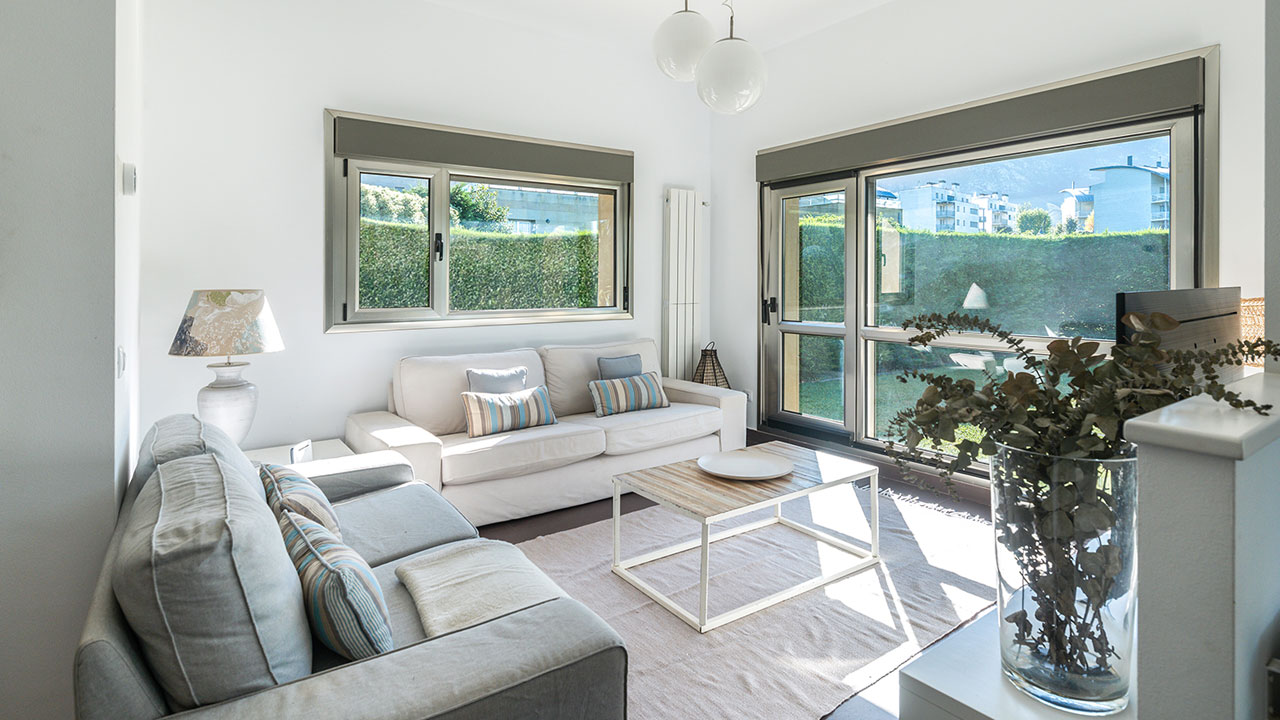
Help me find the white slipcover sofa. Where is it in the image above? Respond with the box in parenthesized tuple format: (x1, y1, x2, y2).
(345, 338, 747, 526)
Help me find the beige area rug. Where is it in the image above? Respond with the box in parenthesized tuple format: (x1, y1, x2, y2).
(517, 484, 997, 720)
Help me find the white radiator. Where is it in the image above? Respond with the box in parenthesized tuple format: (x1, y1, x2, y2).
(662, 187, 708, 380)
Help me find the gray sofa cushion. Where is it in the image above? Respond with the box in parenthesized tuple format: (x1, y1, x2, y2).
(153, 598, 627, 720)
(112, 454, 311, 710)
(127, 413, 263, 505)
(467, 366, 528, 393)
(333, 482, 478, 566)
(597, 353, 642, 380)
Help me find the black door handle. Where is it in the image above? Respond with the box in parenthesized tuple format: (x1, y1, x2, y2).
(762, 296, 777, 324)
(434, 233, 444, 261)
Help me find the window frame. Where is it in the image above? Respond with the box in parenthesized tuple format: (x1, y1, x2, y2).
(855, 116, 1196, 455)
(343, 158, 443, 324)
(759, 115, 1201, 474)
(326, 120, 633, 332)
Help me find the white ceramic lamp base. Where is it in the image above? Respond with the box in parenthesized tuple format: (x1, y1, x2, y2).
(197, 361, 259, 445)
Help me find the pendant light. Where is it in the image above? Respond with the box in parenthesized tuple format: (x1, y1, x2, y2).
(695, 1, 767, 114)
(653, 1, 715, 82)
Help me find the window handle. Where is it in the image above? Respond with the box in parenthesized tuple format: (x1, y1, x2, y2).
(762, 296, 777, 324)
(434, 233, 443, 261)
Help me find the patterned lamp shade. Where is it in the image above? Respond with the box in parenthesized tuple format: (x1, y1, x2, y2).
(691, 342, 730, 389)
(169, 289, 285, 358)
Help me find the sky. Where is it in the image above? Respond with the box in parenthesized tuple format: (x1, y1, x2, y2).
(875, 134, 1170, 219)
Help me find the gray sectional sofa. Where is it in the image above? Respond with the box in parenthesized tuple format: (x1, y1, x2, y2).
(75, 415, 626, 720)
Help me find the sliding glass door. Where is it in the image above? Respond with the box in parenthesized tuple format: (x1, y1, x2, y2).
(760, 117, 1195, 459)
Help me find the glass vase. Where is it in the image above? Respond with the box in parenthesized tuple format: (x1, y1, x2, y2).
(991, 443, 1138, 715)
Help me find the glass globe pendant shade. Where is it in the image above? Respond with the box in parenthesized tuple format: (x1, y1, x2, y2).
(653, 10, 715, 82)
(695, 37, 767, 114)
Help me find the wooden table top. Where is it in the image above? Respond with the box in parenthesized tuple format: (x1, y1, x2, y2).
(615, 441, 878, 520)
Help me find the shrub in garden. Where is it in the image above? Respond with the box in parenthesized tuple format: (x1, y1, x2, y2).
(356, 220, 601, 311)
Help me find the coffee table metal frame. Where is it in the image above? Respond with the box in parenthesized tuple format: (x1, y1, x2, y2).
(610, 454, 879, 633)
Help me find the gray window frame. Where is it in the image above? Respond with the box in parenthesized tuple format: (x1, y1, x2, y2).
(326, 110, 633, 332)
(760, 112, 1208, 485)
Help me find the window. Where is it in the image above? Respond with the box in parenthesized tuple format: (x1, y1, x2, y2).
(761, 116, 1200, 465)
(863, 128, 1186, 449)
(327, 112, 632, 330)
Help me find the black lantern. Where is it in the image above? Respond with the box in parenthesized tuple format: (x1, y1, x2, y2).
(691, 341, 730, 389)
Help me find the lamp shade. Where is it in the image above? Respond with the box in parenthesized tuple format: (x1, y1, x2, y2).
(653, 9, 715, 82)
(695, 37, 767, 114)
(169, 289, 284, 358)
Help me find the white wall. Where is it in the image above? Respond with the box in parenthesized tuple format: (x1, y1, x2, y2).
(117, 0, 143, 500)
(709, 0, 1266, 425)
(0, 1, 126, 717)
(139, 0, 712, 448)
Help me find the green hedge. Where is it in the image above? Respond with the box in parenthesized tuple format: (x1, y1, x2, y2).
(358, 220, 432, 309)
(791, 218, 1170, 382)
(356, 220, 601, 311)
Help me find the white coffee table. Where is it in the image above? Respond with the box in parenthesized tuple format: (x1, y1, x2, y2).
(612, 441, 879, 633)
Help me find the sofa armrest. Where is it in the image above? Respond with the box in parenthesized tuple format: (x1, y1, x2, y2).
(663, 378, 747, 451)
(169, 597, 626, 720)
(346, 411, 444, 492)
(286, 451, 414, 503)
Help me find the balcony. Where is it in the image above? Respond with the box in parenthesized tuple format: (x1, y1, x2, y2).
(1152, 209, 1169, 221)
(1152, 192, 1169, 203)
(936, 202, 956, 219)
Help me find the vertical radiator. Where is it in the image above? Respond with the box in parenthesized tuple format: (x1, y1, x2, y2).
(662, 187, 708, 380)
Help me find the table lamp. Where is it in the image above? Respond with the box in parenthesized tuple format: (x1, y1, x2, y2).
(168, 289, 284, 444)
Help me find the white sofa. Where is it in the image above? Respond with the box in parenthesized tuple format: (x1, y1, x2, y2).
(345, 338, 748, 526)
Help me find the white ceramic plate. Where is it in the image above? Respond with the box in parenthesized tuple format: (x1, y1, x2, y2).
(697, 450, 794, 481)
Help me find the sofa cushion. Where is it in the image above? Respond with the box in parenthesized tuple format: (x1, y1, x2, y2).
(538, 339, 661, 417)
(112, 454, 311, 710)
(461, 385, 557, 438)
(128, 413, 263, 504)
(393, 349, 546, 437)
(562, 402, 722, 456)
(588, 371, 670, 417)
(440, 422, 605, 486)
(332, 482, 478, 566)
(466, 366, 527, 393)
(260, 463, 342, 538)
(597, 353, 642, 380)
(279, 510, 393, 661)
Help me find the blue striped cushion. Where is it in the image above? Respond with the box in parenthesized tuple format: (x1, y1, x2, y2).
(259, 464, 342, 540)
(278, 510, 393, 660)
(588, 371, 670, 417)
(461, 385, 557, 438)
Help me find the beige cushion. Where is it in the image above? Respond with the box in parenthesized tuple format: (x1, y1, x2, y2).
(393, 349, 546, 436)
(538, 339, 661, 417)
(561, 402, 721, 455)
(440, 422, 605, 486)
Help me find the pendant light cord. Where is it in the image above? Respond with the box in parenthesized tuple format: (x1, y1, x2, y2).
(721, 0, 735, 37)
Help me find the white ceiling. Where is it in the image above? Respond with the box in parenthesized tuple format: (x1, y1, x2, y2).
(426, 0, 895, 53)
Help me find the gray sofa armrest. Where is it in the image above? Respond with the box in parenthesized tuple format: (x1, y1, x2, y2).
(346, 412, 444, 491)
(286, 451, 416, 503)
(169, 597, 626, 720)
(663, 377, 748, 451)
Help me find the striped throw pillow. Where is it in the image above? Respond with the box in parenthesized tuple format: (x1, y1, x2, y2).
(461, 385, 557, 438)
(588, 371, 670, 417)
(278, 510, 393, 660)
(259, 464, 342, 540)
